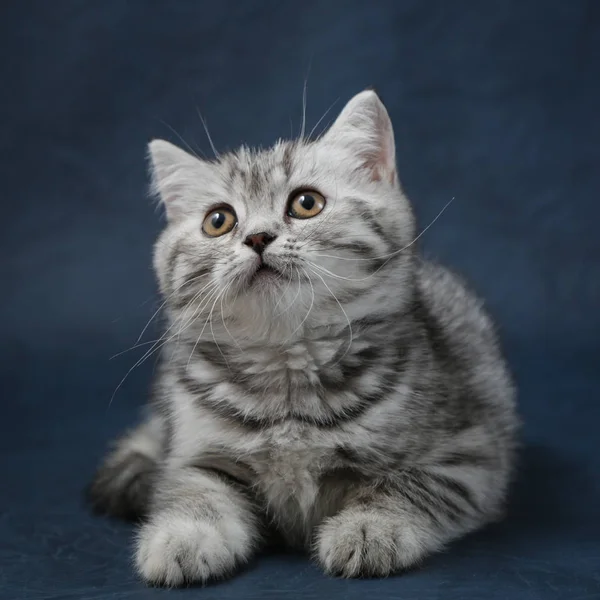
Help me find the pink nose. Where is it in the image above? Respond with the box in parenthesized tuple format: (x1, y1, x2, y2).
(243, 232, 276, 255)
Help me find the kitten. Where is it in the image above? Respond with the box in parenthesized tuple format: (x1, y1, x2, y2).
(87, 90, 518, 585)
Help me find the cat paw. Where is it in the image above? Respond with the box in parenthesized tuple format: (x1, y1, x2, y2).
(135, 513, 252, 586)
(316, 509, 425, 578)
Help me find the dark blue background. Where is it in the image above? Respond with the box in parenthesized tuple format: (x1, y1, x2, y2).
(1, 1, 599, 599)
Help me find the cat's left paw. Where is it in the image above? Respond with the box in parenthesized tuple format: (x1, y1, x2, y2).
(315, 509, 425, 578)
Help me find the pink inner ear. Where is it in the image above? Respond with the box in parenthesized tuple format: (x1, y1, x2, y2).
(362, 137, 396, 185)
(357, 103, 397, 185)
(365, 150, 393, 184)
(368, 158, 385, 182)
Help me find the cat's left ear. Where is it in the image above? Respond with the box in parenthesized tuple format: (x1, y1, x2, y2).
(322, 89, 397, 185)
(147, 139, 214, 221)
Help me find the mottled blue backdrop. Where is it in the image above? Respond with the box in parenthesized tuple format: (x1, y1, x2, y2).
(1, 1, 599, 599)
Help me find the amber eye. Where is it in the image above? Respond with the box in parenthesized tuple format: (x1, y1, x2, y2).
(287, 190, 326, 219)
(202, 207, 237, 237)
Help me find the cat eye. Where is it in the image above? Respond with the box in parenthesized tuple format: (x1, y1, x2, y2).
(287, 190, 326, 219)
(202, 206, 237, 237)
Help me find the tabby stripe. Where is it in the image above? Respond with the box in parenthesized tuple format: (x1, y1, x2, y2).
(179, 375, 278, 429)
(195, 394, 268, 430)
(437, 451, 493, 468)
(166, 238, 182, 294)
(350, 315, 390, 329)
(249, 162, 262, 195)
(192, 465, 249, 492)
(194, 346, 232, 372)
(348, 199, 397, 252)
(360, 208, 395, 252)
(180, 362, 397, 430)
(282, 143, 294, 179)
(404, 471, 467, 523)
(327, 345, 381, 389)
(314, 376, 398, 428)
(179, 374, 211, 397)
(329, 240, 375, 258)
(426, 472, 480, 514)
(336, 445, 407, 474)
(326, 238, 388, 274)
(394, 481, 442, 525)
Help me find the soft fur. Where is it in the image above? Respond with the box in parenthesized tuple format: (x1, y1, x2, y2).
(87, 90, 518, 586)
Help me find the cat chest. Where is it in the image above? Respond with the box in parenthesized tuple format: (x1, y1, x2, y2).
(248, 426, 340, 538)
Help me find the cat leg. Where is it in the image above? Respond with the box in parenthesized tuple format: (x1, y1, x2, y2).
(86, 413, 164, 520)
(135, 466, 262, 586)
(315, 467, 500, 577)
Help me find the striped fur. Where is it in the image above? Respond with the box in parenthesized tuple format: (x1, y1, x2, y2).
(88, 90, 518, 585)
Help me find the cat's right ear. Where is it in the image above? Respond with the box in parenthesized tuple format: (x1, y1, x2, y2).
(148, 139, 208, 221)
(320, 90, 397, 186)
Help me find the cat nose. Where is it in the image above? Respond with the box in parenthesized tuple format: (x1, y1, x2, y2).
(243, 232, 277, 255)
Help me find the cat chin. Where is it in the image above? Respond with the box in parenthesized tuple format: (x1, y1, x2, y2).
(243, 259, 293, 288)
(225, 288, 317, 343)
(229, 268, 298, 309)
(245, 268, 286, 292)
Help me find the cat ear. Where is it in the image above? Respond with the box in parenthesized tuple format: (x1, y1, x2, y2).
(322, 89, 397, 185)
(148, 139, 211, 221)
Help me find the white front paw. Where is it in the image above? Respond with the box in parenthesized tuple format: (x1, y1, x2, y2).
(316, 510, 425, 578)
(135, 513, 251, 586)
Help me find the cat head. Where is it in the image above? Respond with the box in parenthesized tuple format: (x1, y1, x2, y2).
(150, 90, 416, 343)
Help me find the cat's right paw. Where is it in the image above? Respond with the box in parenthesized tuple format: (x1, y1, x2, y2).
(135, 513, 252, 586)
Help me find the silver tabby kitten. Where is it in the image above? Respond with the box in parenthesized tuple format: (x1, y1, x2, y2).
(88, 90, 517, 585)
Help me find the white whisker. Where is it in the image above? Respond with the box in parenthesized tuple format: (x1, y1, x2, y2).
(312, 198, 454, 269)
(303, 259, 360, 282)
(187, 286, 226, 368)
(210, 290, 230, 371)
(300, 78, 308, 140)
(175, 280, 220, 336)
(133, 270, 211, 347)
(220, 281, 242, 352)
(281, 266, 314, 345)
(158, 120, 204, 160)
(196, 107, 219, 159)
(272, 264, 295, 313)
(109, 278, 219, 406)
(307, 97, 339, 140)
(275, 266, 303, 318)
(299, 59, 313, 140)
(110, 338, 161, 360)
(306, 265, 353, 363)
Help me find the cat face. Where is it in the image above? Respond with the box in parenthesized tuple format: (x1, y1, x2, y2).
(150, 91, 416, 341)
